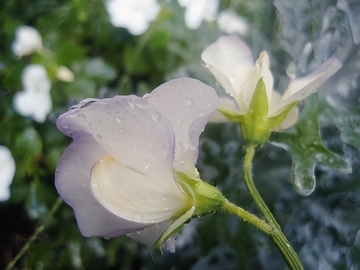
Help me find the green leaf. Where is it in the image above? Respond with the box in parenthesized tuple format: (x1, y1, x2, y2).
(270, 96, 350, 196)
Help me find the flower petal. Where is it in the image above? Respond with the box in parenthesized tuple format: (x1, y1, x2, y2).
(201, 35, 254, 114)
(145, 78, 218, 176)
(275, 57, 342, 113)
(127, 221, 171, 246)
(240, 51, 274, 113)
(55, 135, 146, 237)
(57, 95, 175, 182)
(90, 154, 189, 224)
(278, 107, 299, 130)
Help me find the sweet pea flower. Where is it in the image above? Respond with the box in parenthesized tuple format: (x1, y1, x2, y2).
(105, 0, 160, 35)
(201, 36, 342, 144)
(0, 146, 16, 201)
(55, 78, 224, 247)
(12, 26, 42, 57)
(13, 64, 52, 123)
(178, 0, 219, 29)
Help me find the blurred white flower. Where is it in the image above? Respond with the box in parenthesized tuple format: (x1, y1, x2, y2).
(217, 10, 249, 36)
(12, 26, 42, 57)
(56, 65, 75, 82)
(105, 0, 160, 35)
(13, 64, 52, 123)
(178, 0, 219, 29)
(0, 146, 16, 201)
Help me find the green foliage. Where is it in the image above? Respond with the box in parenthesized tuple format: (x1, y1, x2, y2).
(271, 96, 351, 196)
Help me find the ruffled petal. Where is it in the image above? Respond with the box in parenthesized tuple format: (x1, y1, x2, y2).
(127, 221, 171, 246)
(240, 51, 274, 113)
(56, 95, 175, 183)
(91, 154, 189, 224)
(278, 107, 299, 130)
(55, 135, 146, 237)
(201, 35, 254, 113)
(145, 78, 218, 176)
(274, 57, 342, 114)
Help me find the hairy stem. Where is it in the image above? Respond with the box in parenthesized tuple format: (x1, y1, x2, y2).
(243, 144, 303, 270)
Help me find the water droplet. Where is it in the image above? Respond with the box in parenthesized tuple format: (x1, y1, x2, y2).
(115, 117, 123, 123)
(149, 141, 154, 146)
(95, 134, 102, 140)
(162, 196, 167, 201)
(151, 113, 161, 122)
(127, 101, 135, 108)
(164, 207, 169, 211)
(91, 182, 99, 189)
(135, 229, 144, 235)
(117, 128, 124, 133)
(140, 198, 146, 203)
(78, 113, 86, 119)
(185, 98, 193, 106)
(132, 212, 143, 222)
(179, 159, 185, 165)
(104, 236, 110, 240)
(177, 117, 182, 123)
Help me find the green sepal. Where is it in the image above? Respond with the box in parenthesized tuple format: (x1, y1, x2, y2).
(175, 171, 225, 216)
(240, 78, 271, 145)
(268, 102, 297, 130)
(152, 206, 195, 252)
(218, 107, 243, 122)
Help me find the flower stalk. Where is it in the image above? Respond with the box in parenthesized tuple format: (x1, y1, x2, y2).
(243, 144, 303, 270)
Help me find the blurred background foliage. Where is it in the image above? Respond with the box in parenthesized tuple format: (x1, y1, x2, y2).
(1, 0, 360, 269)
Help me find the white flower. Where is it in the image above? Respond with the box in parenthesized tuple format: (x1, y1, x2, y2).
(0, 146, 16, 201)
(105, 0, 160, 35)
(201, 36, 342, 129)
(178, 0, 219, 29)
(55, 78, 219, 245)
(13, 64, 52, 123)
(217, 10, 249, 36)
(12, 26, 42, 57)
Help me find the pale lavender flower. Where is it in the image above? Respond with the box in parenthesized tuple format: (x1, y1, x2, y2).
(55, 78, 218, 245)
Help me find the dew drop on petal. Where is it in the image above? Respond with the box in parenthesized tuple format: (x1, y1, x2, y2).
(95, 134, 102, 140)
(135, 229, 144, 235)
(151, 112, 161, 122)
(132, 212, 143, 222)
(185, 98, 193, 107)
(78, 113, 86, 119)
(115, 116, 123, 123)
(91, 182, 99, 189)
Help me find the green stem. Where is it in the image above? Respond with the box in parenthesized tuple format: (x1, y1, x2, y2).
(244, 144, 303, 270)
(6, 197, 63, 270)
(223, 200, 273, 234)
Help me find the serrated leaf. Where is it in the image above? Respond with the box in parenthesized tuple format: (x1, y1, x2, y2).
(270, 96, 351, 196)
